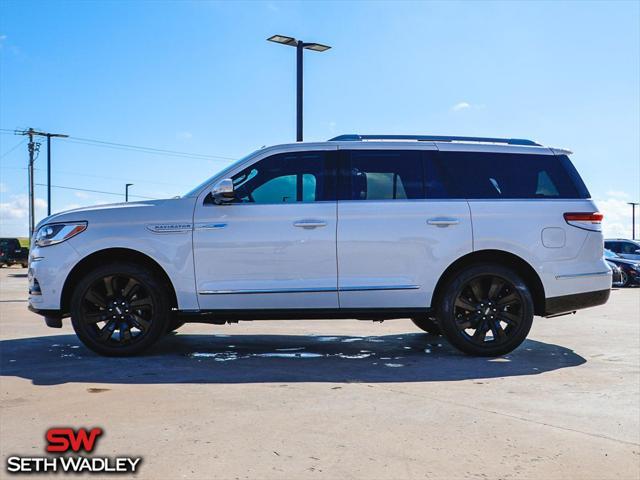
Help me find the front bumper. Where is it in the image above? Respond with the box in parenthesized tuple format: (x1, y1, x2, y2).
(544, 288, 610, 317)
(27, 241, 80, 312)
(28, 305, 64, 328)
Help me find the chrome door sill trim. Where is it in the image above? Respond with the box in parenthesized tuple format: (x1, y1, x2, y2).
(555, 271, 611, 280)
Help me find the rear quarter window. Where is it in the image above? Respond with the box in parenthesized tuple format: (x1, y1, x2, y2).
(435, 152, 590, 199)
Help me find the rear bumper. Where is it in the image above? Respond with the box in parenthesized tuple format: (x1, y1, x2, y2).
(28, 305, 63, 328)
(544, 288, 610, 317)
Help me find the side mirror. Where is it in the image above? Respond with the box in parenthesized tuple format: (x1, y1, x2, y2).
(211, 179, 235, 204)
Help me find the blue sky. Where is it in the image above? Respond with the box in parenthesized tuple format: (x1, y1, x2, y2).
(1, 0, 639, 237)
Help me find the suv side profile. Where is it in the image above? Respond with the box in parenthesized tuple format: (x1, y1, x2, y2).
(27, 134, 611, 357)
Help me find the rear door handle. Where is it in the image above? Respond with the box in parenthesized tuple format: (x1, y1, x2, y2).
(427, 217, 459, 227)
(293, 220, 327, 229)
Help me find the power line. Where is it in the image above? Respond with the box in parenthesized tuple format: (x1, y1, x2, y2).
(1, 165, 190, 188)
(67, 136, 236, 161)
(0, 139, 27, 159)
(1, 127, 238, 162)
(34, 182, 158, 200)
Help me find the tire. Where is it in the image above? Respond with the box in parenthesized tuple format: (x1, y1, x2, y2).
(411, 316, 442, 335)
(70, 262, 171, 356)
(620, 270, 630, 288)
(438, 264, 534, 357)
(166, 316, 186, 333)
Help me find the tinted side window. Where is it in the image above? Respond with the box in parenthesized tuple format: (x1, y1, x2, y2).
(620, 242, 640, 254)
(436, 152, 589, 199)
(343, 150, 424, 200)
(229, 151, 335, 204)
(604, 241, 617, 252)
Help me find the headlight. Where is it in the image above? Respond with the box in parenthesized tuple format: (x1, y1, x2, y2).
(34, 222, 87, 247)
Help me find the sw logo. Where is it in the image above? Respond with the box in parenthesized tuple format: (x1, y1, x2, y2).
(5, 427, 142, 474)
(46, 427, 103, 453)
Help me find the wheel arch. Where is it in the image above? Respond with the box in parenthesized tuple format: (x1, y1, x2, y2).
(60, 247, 178, 315)
(431, 250, 546, 316)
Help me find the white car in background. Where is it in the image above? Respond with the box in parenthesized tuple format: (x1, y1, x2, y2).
(28, 134, 611, 357)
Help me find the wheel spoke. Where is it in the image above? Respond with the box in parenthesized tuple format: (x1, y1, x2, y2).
(457, 313, 480, 329)
(497, 291, 519, 306)
(120, 325, 132, 343)
(122, 278, 140, 299)
(472, 321, 488, 342)
(130, 297, 152, 309)
(130, 314, 151, 331)
(84, 289, 107, 308)
(468, 280, 485, 303)
(498, 310, 521, 325)
(455, 296, 477, 312)
(83, 312, 106, 324)
(98, 320, 116, 341)
(490, 320, 507, 341)
(103, 276, 116, 297)
(487, 278, 504, 301)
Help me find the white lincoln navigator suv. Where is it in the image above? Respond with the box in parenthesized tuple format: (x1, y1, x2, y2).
(28, 134, 611, 357)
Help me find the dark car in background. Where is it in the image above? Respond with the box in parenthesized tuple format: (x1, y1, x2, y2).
(605, 249, 640, 287)
(0, 238, 29, 268)
(605, 238, 640, 261)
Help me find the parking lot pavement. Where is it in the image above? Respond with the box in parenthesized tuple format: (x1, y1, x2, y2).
(1, 267, 638, 479)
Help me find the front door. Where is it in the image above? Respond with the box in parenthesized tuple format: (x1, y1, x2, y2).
(336, 148, 472, 309)
(193, 147, 338, 310)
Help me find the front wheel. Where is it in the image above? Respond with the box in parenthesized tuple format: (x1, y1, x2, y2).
(70, 263, 171, 356)
(438, 264, 534, 357)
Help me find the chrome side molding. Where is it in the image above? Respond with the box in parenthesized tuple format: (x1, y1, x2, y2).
(199, 285, 420, 295)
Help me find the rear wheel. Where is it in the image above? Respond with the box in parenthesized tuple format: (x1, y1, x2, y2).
(620, 270, 630, 287)
(70, 263, 170, 356)
(438, 264, 534, 356)
(411, 316, 442, 335)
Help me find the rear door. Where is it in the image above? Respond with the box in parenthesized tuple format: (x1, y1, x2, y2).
(336, 147, 472, 309)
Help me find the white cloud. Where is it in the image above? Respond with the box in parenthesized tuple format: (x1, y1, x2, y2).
(74, 191, 90, 199)
(177, 131, 193, 140)
(0, 194, 47, 221)
(605, 190, 629, 200)
(0, 182, 7, 193)
(595, 195, 637, 239)
(451, 101, 471, 112)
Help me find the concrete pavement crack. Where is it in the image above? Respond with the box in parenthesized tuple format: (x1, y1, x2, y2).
(368, 384, 640, 448)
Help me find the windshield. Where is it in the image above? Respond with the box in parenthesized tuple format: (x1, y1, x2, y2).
(182, 151, 257, 197)
(604, 249, 619, 259)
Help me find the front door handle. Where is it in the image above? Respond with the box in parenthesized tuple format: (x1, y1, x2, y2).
(427, 217, 459, 227)
(293, 220, 327, 229)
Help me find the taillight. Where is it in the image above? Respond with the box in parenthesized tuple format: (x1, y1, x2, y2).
(564, 212, 603, 232)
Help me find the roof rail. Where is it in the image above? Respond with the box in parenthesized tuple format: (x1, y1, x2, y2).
(328, 134, 541, 146)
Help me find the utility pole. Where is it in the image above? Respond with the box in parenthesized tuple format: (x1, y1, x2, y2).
(16, 129, 68, 231)
(16, 129, 40, 237)
(125, 184, 133, 202)
(629, 202, 639, 239)
(43, 132, 69, 215)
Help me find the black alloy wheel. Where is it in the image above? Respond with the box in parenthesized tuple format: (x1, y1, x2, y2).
(439, 264, 534, 356)
(71, 263, 170, 356)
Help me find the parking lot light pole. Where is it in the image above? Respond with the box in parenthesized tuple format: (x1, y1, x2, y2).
(125, 184, 133, 202)
(629, 202, 639, 239)
(267, 35, 331, 142)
